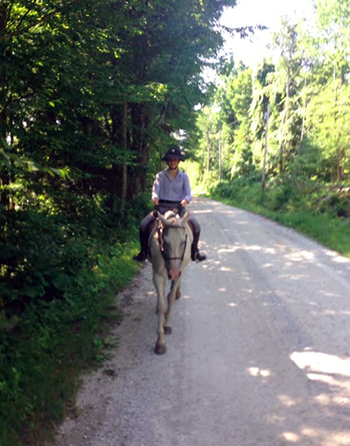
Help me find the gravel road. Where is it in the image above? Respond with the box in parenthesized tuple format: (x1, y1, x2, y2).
(52, 197, 350, 446)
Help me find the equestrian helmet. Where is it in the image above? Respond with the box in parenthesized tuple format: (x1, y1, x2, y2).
(161, 146, 185, 161)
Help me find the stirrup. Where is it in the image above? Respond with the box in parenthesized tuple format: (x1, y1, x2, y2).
(133, 251, 146, 262)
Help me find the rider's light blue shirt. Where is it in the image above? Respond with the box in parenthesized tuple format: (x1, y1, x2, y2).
(152, 169, 192, 203)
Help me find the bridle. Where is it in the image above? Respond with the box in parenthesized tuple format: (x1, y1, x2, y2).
(157, 223, 188, 263)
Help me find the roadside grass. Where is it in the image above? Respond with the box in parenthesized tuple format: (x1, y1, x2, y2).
(209, 180, 350, 259)
(0, 240, 141, 446)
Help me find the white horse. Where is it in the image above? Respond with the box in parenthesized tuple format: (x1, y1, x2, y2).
(148, 210, 193, 354)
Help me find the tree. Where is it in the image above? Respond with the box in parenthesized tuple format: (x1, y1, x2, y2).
(271, 17, 303, 174)
(227, 64, 254, 177)
(302, 0, 350, 182)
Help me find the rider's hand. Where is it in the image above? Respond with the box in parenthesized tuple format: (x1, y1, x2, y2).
(152, 198, 159, 206)
(180, 199, 189, 207)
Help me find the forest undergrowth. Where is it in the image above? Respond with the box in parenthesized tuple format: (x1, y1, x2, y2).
(0, 203, 146, 446)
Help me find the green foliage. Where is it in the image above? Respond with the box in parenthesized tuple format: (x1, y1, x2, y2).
(307, 81, 350, 182)
(194, 63, 255, 182)
(210, 175, 263, 206)
(210, 176, 350, 258)
(1, 0, 238, 443)
(0, 235, 139, 446)
(196, 0, 350, 207)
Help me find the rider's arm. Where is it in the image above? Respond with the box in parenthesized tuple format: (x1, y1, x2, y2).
(182, 173, 192, 205)
(152, 172, 162, 204)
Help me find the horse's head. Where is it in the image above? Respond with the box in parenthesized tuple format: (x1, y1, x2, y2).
(157, 211, 190, 281)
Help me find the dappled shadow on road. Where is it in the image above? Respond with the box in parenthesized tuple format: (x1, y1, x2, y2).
(186, 198, 350, 445)
(239, 348, 350, 445)
(50, 199, 350, 446)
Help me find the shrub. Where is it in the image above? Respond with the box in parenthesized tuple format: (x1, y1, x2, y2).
(0, 195, 142, 445)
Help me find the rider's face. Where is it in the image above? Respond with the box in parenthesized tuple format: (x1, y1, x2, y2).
(167, 157, 180, 170)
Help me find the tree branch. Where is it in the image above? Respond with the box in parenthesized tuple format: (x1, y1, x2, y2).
(14, 0, 38, 35)
(7, 0, 86, 39)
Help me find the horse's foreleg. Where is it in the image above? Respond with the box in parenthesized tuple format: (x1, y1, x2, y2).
(164, 278, 181, 335)
(153, 272, 167, 354)
(176, 285, 181, 300)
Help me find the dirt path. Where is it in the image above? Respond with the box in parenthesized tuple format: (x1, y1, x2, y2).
(51, 198, 350, 446)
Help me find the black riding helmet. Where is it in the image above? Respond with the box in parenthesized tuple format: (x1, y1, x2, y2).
(161, 145, 185, 162)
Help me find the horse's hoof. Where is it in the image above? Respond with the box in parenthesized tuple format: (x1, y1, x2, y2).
(164, 326, 172, 335)
(155, 343, 167, 355)
(176, 289, 181, 300)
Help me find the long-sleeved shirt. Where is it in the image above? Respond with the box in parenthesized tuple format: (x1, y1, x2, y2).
(152, 169, 192, 203)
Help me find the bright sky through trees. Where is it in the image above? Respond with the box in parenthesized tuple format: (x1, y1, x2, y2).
(220, 0, 314, 67)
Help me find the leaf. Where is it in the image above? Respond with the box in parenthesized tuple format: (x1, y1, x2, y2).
(0, 150, 11, 169)
(52, 273, 72, 291)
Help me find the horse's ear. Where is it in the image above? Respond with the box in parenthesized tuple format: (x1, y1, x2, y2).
(180, 211, 190, 226)
(157, 211, 170, 227)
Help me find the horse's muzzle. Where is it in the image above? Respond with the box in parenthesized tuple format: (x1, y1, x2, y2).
(168, 268, 182, 281)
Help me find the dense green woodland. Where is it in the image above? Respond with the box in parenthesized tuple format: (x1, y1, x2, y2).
(1, 0, 350, 444)
(195, 0, 350, 229)
(0, 0, 236, 444)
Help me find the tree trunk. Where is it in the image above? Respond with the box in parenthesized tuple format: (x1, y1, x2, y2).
(0, 3, 9, 33)
(332, 64, 341, 184)
(205, 131, 210, 177)
(109, 110, 122, 214)
(218, 129, 222, 183)
(120, 101, 128, 220)
(278, 108, 286, 174)
(0, 4, 10, 210)
(334, 148, 344, 183)
(262, 103, 270, 191)
(298, 77, 307, 154)
(278, 69, 290, 174)
(129, 103, 147, 198)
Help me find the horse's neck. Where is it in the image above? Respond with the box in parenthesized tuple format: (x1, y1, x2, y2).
(149, 223, 158, 241)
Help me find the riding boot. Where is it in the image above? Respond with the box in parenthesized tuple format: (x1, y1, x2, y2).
(133, 229, 149, 262)
(191, 231, 207, 262)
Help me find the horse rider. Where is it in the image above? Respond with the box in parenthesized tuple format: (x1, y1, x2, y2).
(133, 145, 207, 262)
